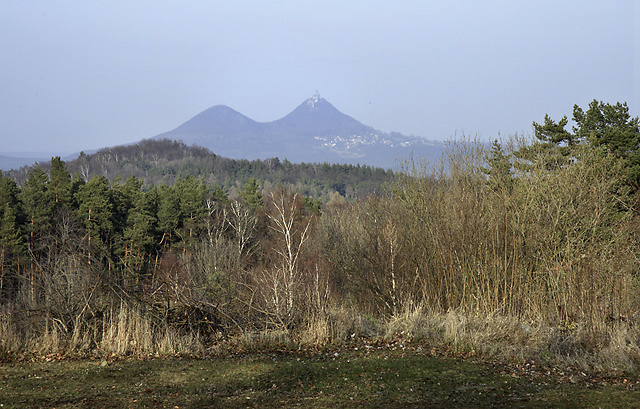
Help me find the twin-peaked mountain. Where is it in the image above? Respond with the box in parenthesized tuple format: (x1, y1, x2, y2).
(154, 94, 444, 169)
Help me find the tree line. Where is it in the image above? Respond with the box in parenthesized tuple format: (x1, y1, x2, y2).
(6, 139, 393, 203)
(0, 161, 332, 298)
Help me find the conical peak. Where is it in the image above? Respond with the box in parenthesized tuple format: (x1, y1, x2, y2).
(297, 92, 340, 115)
(306, 91, 322, 109)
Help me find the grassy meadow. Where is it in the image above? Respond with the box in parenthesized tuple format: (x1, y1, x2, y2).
(3, 345, 639, 408)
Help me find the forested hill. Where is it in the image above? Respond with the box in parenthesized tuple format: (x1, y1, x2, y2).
(5, 139, 394, 201)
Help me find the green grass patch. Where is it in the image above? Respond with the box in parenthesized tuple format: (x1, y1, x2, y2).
(1, 348, 638, 408)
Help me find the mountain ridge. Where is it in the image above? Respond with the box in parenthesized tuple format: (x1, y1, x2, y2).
(154, 94, 444, 169)
(0, 94, 444, 171)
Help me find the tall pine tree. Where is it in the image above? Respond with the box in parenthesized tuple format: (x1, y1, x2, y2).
(0, 202, 24, 294)
(240, 178, 264, 209)
(75, 175, 114, 265)
(49, 156, 72, 207)
(19, 166, 52, 256)
(573, 100, 640, 188)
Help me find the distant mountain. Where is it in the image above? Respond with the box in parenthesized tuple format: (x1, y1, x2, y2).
(269, 95, 372, 137)
(0, 155, 42, 171)
(0, 151, 91, 172)
(154, 93, 444, 169)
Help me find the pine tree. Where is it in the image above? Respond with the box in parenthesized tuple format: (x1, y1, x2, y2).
(0, 203, 24, 293)
(0, 171, 23, 226)
(156, 185, 181, 247)
(212, 184, 230, 204)
(174, 175, 207, 248)
(75, 175, 114, 265)
(303, 196, 322, 214)
(573, 100, 640, 187)
(123, 190, 157, 275)
(240, 178, 264, 209)
(515, 115, 576, 171)
(0, 171, 19, 205)
(482, 140, 513, 194)
(19, 166, 52, 254)
(49, 156, 72, 207)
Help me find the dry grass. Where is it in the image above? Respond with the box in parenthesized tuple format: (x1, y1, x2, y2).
(382, 304, 640, 372)
(2, 138, 640, 374)
(310, 136, 640, 370)
(299, 305, 381, 346)
(4, 292, 640, 373)
(0, 306, 21, 355)
(0, 301, 203, 358)
(99, 303, 155, 355)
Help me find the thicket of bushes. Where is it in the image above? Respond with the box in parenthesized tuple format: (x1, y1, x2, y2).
(1, 100, 640, 371)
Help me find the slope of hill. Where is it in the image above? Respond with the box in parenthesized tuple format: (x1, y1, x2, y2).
(161, 105, 265, 150)
(6, 139, 394, 201)
(268, 94, 372, 137)
(155, 93, 444, 169)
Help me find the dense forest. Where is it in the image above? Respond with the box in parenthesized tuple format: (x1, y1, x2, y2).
(2, 100, 640, 370)
(5, 139, 394, 202)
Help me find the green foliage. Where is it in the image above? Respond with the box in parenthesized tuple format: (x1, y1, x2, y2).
(75, 175, 114, 260)
(482, 139, 513, 194)
(123, 189, 157, 272)
(0, 203, 23, 252)
(573, 100, 640, 187)
(49, 156, 72, 206)
(175, 175, 207, 220)
(211, 184, 229, 204)
(19, 166, 52, 248)
(175, 175, 208, 248)
(303, 196, 322, 214)
(515, 115, 576, 171)
(519, 100, 640, 194)
(0, 171, 22, 223)
(533, 114, 578, 147)
(240, 178, 264, 209)
(0, 202, 24, 292)
(156, 185, 181, 244)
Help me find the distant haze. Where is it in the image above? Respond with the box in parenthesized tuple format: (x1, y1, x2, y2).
(152, 94, 447, 169)
(0, 1, 638, 155)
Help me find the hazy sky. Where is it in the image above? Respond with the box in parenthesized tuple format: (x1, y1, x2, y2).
(1, 1, 638, 154)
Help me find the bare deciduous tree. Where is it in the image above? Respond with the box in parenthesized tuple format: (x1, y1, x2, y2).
(258, 189, 312, 330)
